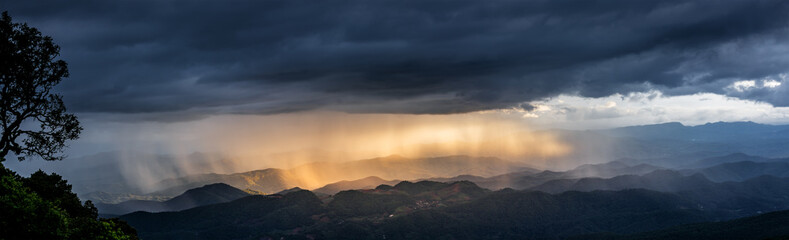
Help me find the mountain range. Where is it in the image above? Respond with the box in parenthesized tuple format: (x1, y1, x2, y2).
(34, 122, 780, 193)
(94, 152, 789, 216)
(147, 155, 532, 197)
(61, 121, 789, 239)
(119, 179, 789, 240)
(95, 183, 250, 215)
(51, 121, 789, 206)
(420, 154, 789, 192)
(106, 154, 789, 239)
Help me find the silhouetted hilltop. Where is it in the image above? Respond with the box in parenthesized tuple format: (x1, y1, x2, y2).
(534, 169, 711, 192)
(579, 209, 789, 240)
(690, 153, 771, 167)
(330, 180, 489, 217)
(96, 183, 249, 215)
(689, 160, 789, 182)
(122, 190, 323, 239)
(122, 186, 722, 239)
(313, 176, 399, 195)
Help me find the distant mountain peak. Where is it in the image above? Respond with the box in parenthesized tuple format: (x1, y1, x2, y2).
(722, 152, 752, 158)
(691, 153, 770, 168)
(378, 154, 409, 161)
(275, 187, 305, 195)
(358, 176, 385, 181)
(572, 161, 630, 171)
(191, 183, 234, 190)
(448, 180, 479, 188)
(176, 183, 248, 198)
(700, 121, 757, 126)
(174, 183, 249, 199)
(96, 182, 249, 215)
(657, 122, 685, 127)
(642, 169, 684, 179)
(623, 122, 685, 128)
(312, 176, 398, 195)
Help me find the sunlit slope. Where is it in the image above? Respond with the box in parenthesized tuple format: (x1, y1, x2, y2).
(313, 176, 400, 195)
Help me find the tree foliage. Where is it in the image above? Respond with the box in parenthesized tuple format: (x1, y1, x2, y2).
(0, 165, 68, 238)
(0, 11, 81, 162)
(0, 163, 139, 239)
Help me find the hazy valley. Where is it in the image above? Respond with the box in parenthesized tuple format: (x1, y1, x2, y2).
(64, 122, 789, 239)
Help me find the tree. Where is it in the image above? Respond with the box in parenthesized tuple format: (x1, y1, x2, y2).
(0, 12, 136, 239)
(0, 11, 82, 162)
(1, 165, 139, 239)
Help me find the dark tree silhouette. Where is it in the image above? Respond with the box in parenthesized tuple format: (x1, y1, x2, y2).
(0, 11, 81, 162)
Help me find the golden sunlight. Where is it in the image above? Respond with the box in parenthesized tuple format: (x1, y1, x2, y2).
(102, 110, 573, 191)
(149, 111, 572, 170)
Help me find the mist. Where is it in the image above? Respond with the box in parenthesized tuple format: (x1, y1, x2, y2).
(6, 110, 584, 193)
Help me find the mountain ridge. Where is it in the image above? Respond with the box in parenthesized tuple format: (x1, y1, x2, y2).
(95, 183, 250, 215)
(149, 155, 531, 197)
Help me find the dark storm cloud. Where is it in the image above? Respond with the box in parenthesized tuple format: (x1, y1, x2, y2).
(4, 0, 789, 120)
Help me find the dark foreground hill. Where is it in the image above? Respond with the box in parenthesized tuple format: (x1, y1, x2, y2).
(354, 189, 709, 240)
(122, 190, 323, 240)
(121, 180, 772, 240)
(576, 209, 789, 240)
(96, 183, 250, 215)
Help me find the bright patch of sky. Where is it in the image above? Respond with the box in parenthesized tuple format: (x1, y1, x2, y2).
(727, 75, 784, 93)
(505, 91, 789, 130)
(728, 80, 757, 92)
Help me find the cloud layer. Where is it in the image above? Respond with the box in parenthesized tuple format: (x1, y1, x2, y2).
(5, 0, 789, 120)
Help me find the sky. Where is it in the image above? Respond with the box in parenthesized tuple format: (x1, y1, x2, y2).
(4, 0, 789, 170)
